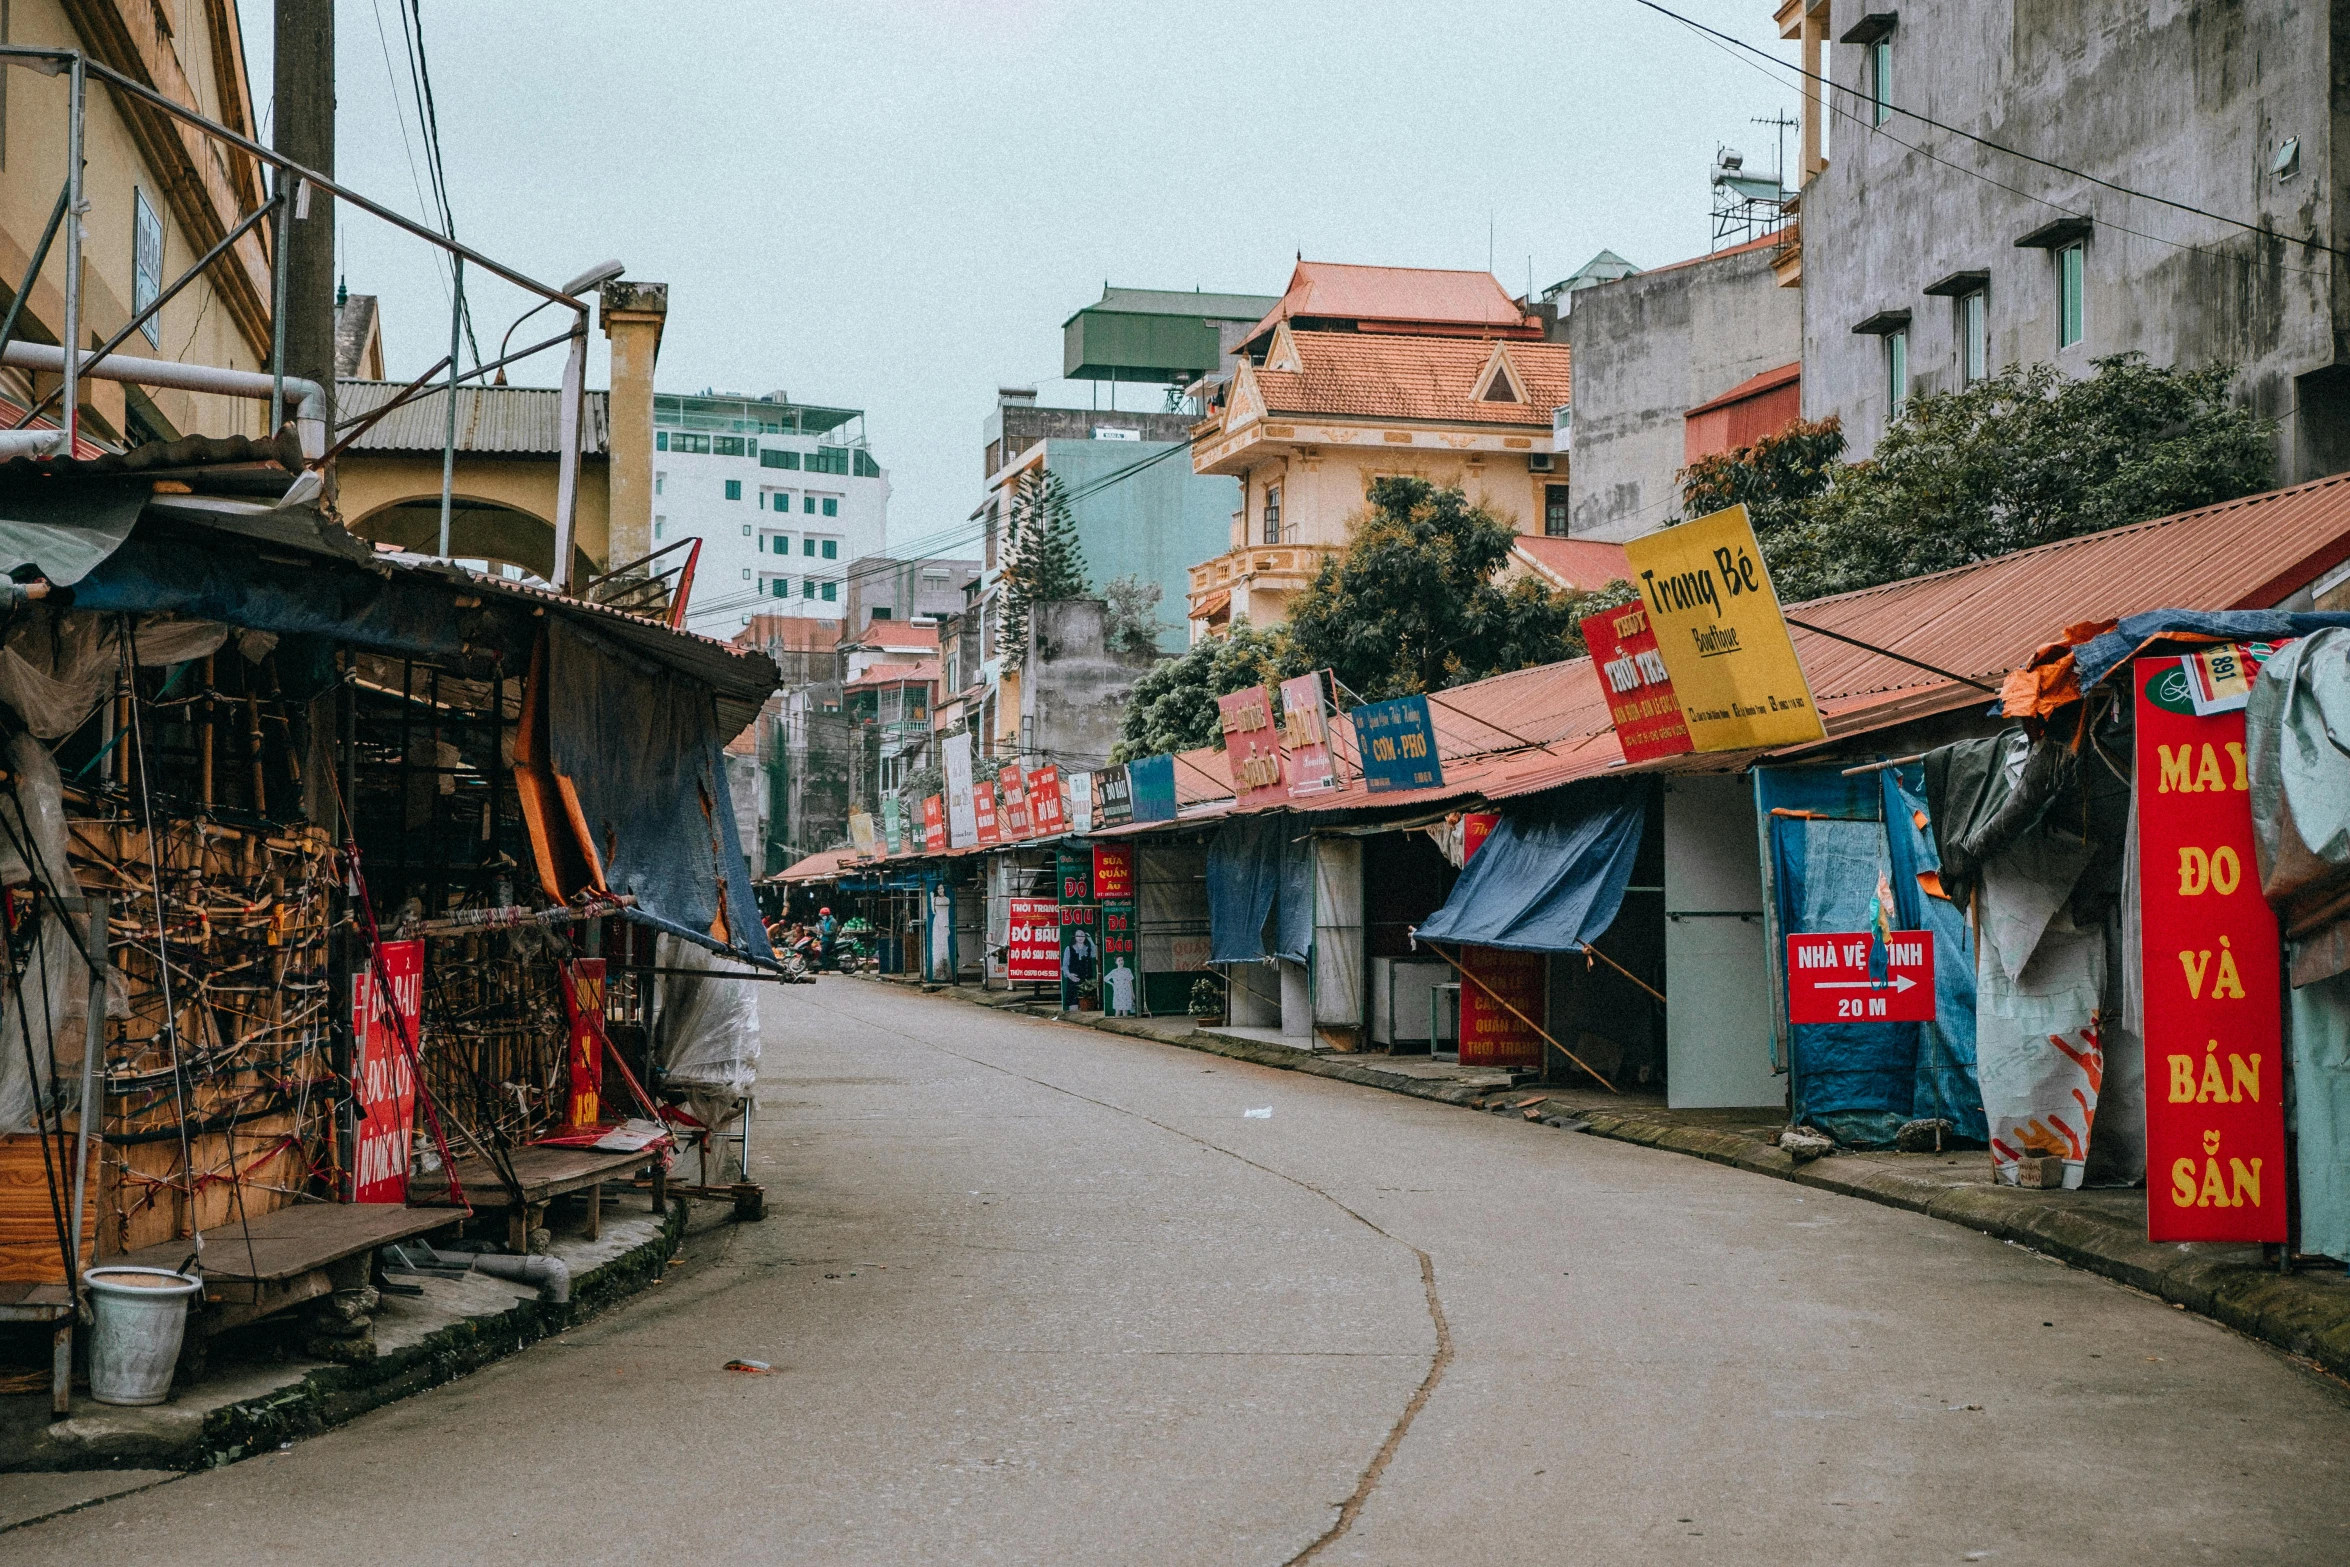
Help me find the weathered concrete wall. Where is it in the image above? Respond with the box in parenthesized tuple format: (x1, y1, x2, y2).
(1802, 0, 2342, 477)
(1020, 599, 1158, 772)
(1563, 245, 1801, 542)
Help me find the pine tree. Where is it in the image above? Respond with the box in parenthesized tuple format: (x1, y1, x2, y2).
(1000, 468, 1089, 660)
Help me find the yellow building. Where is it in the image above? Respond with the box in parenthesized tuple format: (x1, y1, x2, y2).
(0, 0, 274, 444)
(1185, 262, 1574, 638)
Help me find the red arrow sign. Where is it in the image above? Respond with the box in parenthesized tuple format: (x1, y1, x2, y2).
(1785, 930, 1937, 1024)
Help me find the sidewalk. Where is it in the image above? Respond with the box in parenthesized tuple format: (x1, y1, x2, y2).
(877, 973, 2350, 1385)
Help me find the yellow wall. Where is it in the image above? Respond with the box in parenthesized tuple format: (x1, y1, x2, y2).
(0, 0, 273, 444)
(338, 452, 611, 583)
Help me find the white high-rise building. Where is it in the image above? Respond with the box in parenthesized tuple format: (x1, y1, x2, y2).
(651, 390, 889, 636)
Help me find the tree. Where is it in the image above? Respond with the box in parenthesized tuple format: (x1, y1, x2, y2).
(1101, 573, 1167, 658)
(1746, 354, 2275, 601)
(999, 468, 1089, 660)
(1283, 477, 1609, 699)
(1676, 415, 1845, 537)
(1111, 622, 1293, 763)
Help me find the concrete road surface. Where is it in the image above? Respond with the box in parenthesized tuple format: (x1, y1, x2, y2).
(8, 978, 2347, 1565)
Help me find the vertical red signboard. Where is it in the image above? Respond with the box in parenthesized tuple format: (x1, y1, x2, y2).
(350, 939, 423, 1203)
(1092, 843, 1134, 902)
(2135, 652, 2288, 1243)
(1007, 897, 1061, 983)
(1028, 766, 1066, 834)
(974, 781, 1000, 845)
(1218, 686, 1288, 806)
(1279, 671, 1336, 795)
(923, 794, 947, 854)
(1581, 601, 1694, 764)
(998, 764, 1033, 838)
(561, 959, 608, 1131)
(1454, 813, 1545, 1068)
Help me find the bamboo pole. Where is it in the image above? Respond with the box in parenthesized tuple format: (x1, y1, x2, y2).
(1418, 940, 1618, 1093)
(198, 656, 215, 810)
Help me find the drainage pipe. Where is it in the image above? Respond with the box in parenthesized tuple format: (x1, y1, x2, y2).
(470, 1251, 571, 1304)
(0, 341, 327, 462)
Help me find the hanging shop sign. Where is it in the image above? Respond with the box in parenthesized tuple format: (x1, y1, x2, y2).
(1128, 753, 1178, 823)
(849, 807, 877, 858)
(1580, 600, 1694, 764)
(1094, 764, 1133, 828)
(997, 764, 1033, 839)
(922, 794, 947, 854)
(2136, 650, 2289, 1244)
(1007, 896, 1061, 984)
(1029, 766, 1066, 835)
(1093, 843, 1134, 903)
(1100, 893, 1138, 1016)
(945, 731, 979, 847)
(1463, 811, 1498, 859)
(1621, 502, 1823, 752)
(974, 780, 1001, 846)
(1059, 846, 1094, 904)
(882, 795, 904, 855)
(561, 959, 608, 1131)
(350, 938, 424, 1203)
(1280, 671, 1338, 795)
(1218, 686, 1288, 805)
(1353, 694, 1443, 793)
(1460, 948, 1546, 1069)
(1784, 931, 1937, 1024)
(1057, 846, 1097, 1009)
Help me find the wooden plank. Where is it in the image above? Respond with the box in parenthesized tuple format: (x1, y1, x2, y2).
(439, 1146, 651, 1210)
(111, 1202, 456, 1284)
(0, 1135, 96, 1284)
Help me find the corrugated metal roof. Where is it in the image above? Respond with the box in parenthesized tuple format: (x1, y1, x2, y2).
(1072, 287, 1281, 324)
(1683, 360, 1801, 419)
(337, 379, 611, 457)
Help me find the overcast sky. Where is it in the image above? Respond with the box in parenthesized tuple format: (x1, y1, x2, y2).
(235, 0, 1803, 560)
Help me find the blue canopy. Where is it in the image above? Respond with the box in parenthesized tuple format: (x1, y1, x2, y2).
(1206, 815, 1311, 963)
(2070, 610, 2350, 693)
(1415, 784, 1643, 953)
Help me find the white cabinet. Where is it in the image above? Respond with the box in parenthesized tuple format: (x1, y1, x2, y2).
(1371, 956, 1454, 1047)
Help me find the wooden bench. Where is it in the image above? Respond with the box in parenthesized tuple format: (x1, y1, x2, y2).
(429, 1145, 660, 1254)
(113, 1201, 459, 1340)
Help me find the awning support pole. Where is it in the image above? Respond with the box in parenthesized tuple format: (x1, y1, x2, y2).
(1418, 939, 1619, 1093)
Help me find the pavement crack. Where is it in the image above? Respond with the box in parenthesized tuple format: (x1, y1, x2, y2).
(800, 987, 1454, 1564)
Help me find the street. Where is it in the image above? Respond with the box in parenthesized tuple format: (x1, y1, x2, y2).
(10, 977, 2348, 1566)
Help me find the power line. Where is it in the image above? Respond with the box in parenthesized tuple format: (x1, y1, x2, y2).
(1632, 0, 2346, 262)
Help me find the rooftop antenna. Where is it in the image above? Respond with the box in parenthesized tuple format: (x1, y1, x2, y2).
(1753, 109, 1799, 193)
(1488, 212, 1495, 274)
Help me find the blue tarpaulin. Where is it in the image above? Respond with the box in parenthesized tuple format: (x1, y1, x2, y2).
(1882, 765, 1987, 1139)
(1415, 784, 1643, 952)
(2070, 610, 2350, 694)
(1206, 815, 1310, 963)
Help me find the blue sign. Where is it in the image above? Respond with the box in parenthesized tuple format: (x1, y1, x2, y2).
(1127, 753, 1179, 822)
(1352, 695, 1444, 793)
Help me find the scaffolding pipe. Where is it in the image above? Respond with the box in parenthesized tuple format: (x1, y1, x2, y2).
(0, 341, 326, 459)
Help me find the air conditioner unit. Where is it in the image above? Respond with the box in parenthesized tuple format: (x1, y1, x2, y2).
(1527, 452, 1554, 473)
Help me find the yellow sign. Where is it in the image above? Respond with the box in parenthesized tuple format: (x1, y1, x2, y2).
(1620, 503, 1824, 752)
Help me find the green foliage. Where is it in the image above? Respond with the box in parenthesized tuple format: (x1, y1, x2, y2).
(999, 468, 1089, 660)
(1722, 354, 2276, 602)
(896, 764, 944, 808)
(1101, 573, 1168, 658)
(1283, 477, 1608, 699)
(1676, 415, 1846, 536)
(1111, 621, 1294, 763)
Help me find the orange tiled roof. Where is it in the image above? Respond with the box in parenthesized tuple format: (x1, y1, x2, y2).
(1253, 332, 1569, 427)
(1510, 536, 1632, 589)
(1245, 261, 1539, 348)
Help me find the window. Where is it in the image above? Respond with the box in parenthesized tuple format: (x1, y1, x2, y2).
(761, 448, 801, 470)
(2058, 242, 2085, 348)
(763, 574, 790, 599)
(854, 449, 882, 478)
(724, 479, 742, 501)
(1958, 289, 1987, 385)
(804, 496, 816, 515)
(659, 432, 710, 454)
(873, 606, 894, 620)
(714, 436, 746, 457)
(821, 539, 838, 560)
(1544, 484, 1570, 538)
(133, 190, 163, 345)
(803, 580, 816, 600)
(821, 497, 839, 517)
(821, 581, 837, 602)
(1870, 39, 1891, 126)
(655, 472, 665, 495)
(807, 447, 851, 475)
(741, 524, 752, 537)
(1262, 483, 1282, 544)
(654, 516, 666, 540)
(803, 538, 816, 557)
(740, 569, 752, 581)
(1886, 328, 1909, 417)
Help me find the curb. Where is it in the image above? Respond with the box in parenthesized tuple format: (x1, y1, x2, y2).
(14, 1202, 689, 1474)
(875, 975, 2350, 1385)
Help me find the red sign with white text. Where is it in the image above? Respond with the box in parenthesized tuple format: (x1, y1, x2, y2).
(923, 794, 947, 854)
(350, 939, 423, 1203)
(974, 781, 1000, 845)
(561, 959, 607, 1130)
(1093, 843, 1133, 902)
(1279, 672, 1337, 795)
(997, 765, 1033, 838)
(1218, 686, 1287, 805)
(1028, 766, 1066, 835)
(1453, 813, 1544, 1068)
(1582, 602, 1694, 764)
(1784, 930, 1937, 1024)
(1007, 897, 1060, 983)
(2135, 652, 2288, 1243)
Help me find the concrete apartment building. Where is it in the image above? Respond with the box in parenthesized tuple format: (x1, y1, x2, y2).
(845, 554, 982, 632)
(1789, 0, 2350, 480)
(652, 389, 890, 638)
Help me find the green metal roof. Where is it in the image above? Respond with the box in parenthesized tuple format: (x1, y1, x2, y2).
(1062, 285, 1281, 384)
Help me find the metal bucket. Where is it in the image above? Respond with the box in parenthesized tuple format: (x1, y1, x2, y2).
(85, 1267, 201, 1405)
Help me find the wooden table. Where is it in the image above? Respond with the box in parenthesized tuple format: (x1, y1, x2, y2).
(113, 1201, 459, 1338)
(430, 1145, 660, 1253)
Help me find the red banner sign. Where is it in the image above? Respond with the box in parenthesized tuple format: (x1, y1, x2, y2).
(2135, 652, 2288, 1243)
(974, 780, 1000, 845)
(1028, 766, 1065, 835)
(1582, 601, 1694, 764)
(923, 794, 947, 854)
(1218, 686, 1287, 805)
(996, 764, 1032, 838)
(1093, 843, 1133, 902)
(1453, 815, 1544, 1067)
(350, 939, 423, 1203)
(1007, 897, 1060, 983)
(1784, 931, 1936, 1024)
(561, 959, 607, 1130)
(1279, 672, 1336, 795)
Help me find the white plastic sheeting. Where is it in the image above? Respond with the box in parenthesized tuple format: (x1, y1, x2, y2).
(0, 606, 227, 740)
(1975, 830, 2106, 1189)
(0, 734, 90, 1135)
(649, 934, 760, 1133)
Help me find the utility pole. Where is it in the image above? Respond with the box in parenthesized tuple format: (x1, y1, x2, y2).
(273, 0, 335, 440)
